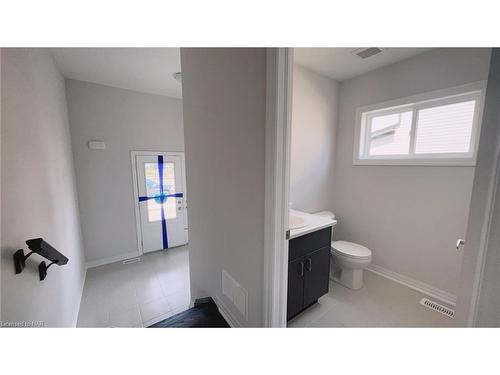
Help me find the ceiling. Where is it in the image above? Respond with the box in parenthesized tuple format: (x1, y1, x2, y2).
(51, 48, 431, 98)
(294, 48, 432, 82)
(51, 48, 182, 98)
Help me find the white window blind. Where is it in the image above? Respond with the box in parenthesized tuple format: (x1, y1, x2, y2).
(415, 100, 476, 154)
(355, 82, 485, 166)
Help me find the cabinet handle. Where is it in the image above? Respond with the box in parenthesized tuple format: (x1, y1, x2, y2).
(306, 258, 312, 272)
(299, 261, 304, 277)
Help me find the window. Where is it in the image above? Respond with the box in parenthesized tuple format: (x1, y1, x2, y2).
(354, 82, 485, 166)
(144, 162, 177, 222)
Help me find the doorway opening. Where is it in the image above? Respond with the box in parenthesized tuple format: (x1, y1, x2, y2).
(265, 47, 500, 328)
(51, 48, 194, 327)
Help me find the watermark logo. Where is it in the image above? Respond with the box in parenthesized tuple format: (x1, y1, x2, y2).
(0, 320, 45, 328)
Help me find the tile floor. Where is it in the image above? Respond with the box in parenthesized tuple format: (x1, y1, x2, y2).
(288, 271, 455, 327)
(77, 245, 190, 327)
(79, 247, 454, 328)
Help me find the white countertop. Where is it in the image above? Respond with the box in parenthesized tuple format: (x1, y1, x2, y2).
(289, 209, 337, 239)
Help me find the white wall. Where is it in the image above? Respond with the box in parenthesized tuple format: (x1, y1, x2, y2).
(1, 49, 86, 327)
(333, 48, 491, 296)
(291, 64, 339, 213)
(181, 48, 267, 327)
(65, 80, 184, 265)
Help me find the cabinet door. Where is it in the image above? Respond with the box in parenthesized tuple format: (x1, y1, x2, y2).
(303, 247, 330, 307)
(287, 256, 305, 320)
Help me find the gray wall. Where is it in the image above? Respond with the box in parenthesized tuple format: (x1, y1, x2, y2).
(65, 80, 184, 265)
(181, 48, 266, 327)
(1, 49, 86, 327)
(333, 48, 491, 295)
(291, 64, 339, 213)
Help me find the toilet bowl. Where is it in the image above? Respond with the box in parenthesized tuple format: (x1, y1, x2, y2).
(331, 241, 372, 289)
(314, 211, 372, 290)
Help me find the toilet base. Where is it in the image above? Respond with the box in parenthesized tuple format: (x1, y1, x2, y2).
(332, 268, 364, 290)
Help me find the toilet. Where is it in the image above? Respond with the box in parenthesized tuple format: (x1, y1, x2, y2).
(315, 211, 372, 290)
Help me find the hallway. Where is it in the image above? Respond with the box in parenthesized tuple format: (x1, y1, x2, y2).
(77, 246, 190, 327)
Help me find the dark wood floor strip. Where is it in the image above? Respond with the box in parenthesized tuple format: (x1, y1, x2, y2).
(148, 298, 230, 328)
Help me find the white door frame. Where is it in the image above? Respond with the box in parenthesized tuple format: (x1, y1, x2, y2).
(263, 48, 293, 327)
(263, 47, 500, 328)
(455, 49, 500, 326)
(466, 139, 500, 325)
(130, 150, 188, 256)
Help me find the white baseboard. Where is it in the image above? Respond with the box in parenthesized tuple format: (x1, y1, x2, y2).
(214, 295, 241, 328)
(86, 251, 140, 269)
(366, 264, 457, 306)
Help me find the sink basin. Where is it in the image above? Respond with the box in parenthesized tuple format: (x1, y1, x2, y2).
(289, 214, 308, 230)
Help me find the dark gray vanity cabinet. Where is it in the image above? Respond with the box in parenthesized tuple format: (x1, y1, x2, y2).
(287, 227, 331, 320)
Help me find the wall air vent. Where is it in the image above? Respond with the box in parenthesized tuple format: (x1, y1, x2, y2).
(352, 47, 384, 59)
(222, 269, 248, 319)
(420, 298, 455, 318)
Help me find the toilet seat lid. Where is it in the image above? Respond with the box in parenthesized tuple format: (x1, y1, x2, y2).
(331, 240, 371, 259)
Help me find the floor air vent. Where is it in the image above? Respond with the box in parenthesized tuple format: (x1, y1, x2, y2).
(123, 257, 141, 265)
(420, 298, 455, 318)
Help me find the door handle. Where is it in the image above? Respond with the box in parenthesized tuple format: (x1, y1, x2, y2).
(456, 239, 465, 250)
(306, 258, 312, 272)
(299, 261, 304, 277)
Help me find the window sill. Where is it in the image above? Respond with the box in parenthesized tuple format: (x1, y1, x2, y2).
(352, 158, 477, 167)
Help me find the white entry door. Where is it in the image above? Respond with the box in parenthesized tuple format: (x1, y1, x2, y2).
(134, 152, 188, 253)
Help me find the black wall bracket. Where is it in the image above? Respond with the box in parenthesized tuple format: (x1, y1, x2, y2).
(13, 238, 69, 281)
(13, 249, 35, 274)
(38, 260, 59, 281)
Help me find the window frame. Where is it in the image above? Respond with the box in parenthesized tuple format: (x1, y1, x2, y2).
(353, 81, 487, 166)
